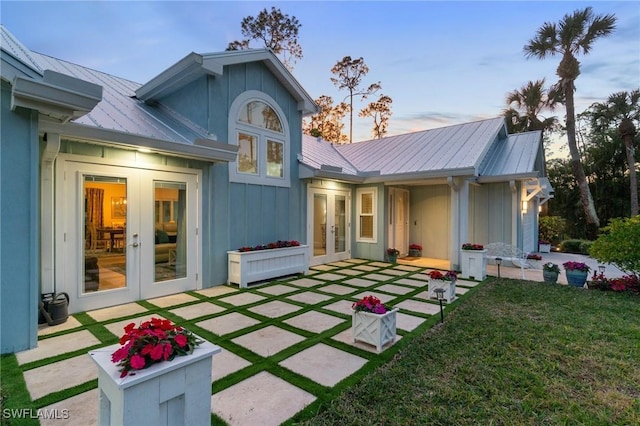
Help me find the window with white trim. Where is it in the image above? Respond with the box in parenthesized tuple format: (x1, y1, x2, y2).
(356, 188, 377, 242)
(229, 92, 290, 187)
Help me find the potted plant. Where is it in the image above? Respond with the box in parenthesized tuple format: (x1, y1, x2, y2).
(408, 243, 422, 257)
(539, 239, 551, 253)
(351, 295, 398, 352)
(563, 261, 591, 288)
(387, 248, 400, 263)
(427, 270, 458, 303)
(542, 262, 560, 283)
(111, 317, 203, 377)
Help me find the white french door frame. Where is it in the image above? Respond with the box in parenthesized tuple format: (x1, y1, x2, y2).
(307, 187, 351, 266)
(388, 187, 410, 256)
(54, 154, 201, 313)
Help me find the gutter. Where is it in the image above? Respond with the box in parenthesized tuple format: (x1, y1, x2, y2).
(39, 120, 238, 163)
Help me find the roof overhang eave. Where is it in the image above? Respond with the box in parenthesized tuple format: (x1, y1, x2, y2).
(298, 164, 365, 183)
(39, 120, 239, 163)
(477, 172, 540, 183)
(363, 167, 477, 184)
(11, 71, 102, 123)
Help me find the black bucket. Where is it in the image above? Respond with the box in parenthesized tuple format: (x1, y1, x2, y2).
(39, 292, 69, 326)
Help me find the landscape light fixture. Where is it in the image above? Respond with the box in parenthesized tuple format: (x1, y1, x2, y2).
(598, 265, 606, 274)
(434, 288, 445, 323)
(495, 257, 503, 278)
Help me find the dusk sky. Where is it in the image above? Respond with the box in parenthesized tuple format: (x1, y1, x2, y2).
(2, 1, 638, 157)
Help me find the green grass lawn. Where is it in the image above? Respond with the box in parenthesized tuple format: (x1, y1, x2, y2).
(295, 278, 640, 425)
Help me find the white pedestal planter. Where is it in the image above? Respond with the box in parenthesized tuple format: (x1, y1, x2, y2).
(89, 340, 221, 426)
(428, 279, 456, 303)
(460, 249, 487, 280)
(539, 244, 551, 253)
(352, 308, 398, 352)
(227, 245, 309, 288)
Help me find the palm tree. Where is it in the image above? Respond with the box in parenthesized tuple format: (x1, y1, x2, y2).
(504, 79, 563, 135)
(524, 7, 617, 228)
(588, 90, 640, 216)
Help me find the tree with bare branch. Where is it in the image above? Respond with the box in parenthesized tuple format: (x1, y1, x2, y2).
(359, 94, 393, 139)
(302, 95, 349, 144)
(226, 7, 302, 71)
(330, 56, 381, 143)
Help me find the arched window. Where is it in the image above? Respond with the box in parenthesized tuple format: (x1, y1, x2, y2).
(229, 92, 290, 187)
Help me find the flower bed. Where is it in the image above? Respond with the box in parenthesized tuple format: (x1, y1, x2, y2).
(228, 243, 309, 288)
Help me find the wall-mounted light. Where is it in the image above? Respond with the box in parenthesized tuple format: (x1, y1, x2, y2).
(522, 200, 528, 214)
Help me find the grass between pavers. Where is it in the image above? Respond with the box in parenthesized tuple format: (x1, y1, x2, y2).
(292, 278, 640, 425)
(1, 260, 478, 425)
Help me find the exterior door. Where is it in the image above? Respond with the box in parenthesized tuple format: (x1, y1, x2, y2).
(308, 188, 350, 265)
(57, 159, 199, 313)
(389, 188, 409, 256)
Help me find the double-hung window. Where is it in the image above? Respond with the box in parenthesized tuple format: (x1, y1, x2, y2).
(356, 188, 377, 242)
(229, 92, 290, 187)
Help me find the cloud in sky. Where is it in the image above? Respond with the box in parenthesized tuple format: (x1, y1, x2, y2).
(2, 1, 638, 145)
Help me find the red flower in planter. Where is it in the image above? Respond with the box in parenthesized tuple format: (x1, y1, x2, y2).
(461, 243, 484, 250)
(111, 317, 202, 377)
(428, 270, 457, 281)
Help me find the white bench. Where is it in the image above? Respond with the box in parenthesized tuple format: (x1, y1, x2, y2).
(485, 242, 532, 279)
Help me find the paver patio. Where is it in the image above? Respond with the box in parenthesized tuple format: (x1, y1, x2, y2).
(10, 258, 485, 425)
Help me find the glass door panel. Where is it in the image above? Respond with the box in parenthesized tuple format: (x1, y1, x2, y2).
(83, 175, 128, 294)
(140, 171, 197, 300)
(153, 181, 187, 283)
(334, 195, 346, 253)
(313, 193, 327, 257)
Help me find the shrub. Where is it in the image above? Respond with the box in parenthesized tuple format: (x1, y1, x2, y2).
(559, 239, 591, 254)
(539, 216, 566, 244)
(590, 216, 640, 275)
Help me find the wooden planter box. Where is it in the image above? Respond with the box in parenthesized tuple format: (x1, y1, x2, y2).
(460, 249, 487, 280)
(428, 279, 456, 303)
(352, 308, 398, 352)
(89, 339, 221, 426)
(227, 245, 309, 288)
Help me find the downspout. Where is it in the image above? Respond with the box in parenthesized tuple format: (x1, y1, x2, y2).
(509, 180, 518, 247)
(41, 133, 60, 294)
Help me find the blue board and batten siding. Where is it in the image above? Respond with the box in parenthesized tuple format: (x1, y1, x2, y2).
(1, 81, 40, 353)
(161, 61, 307, 286)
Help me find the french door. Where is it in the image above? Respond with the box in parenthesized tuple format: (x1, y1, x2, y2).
(308, 188, 350, 265)
(57, 159, 199, 313)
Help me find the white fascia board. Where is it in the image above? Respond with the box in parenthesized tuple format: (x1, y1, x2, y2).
(476, 172, 539, 183)
(203, 50, 317, 115)
(11, 72, 102, 122)
(297, 163, 364, 183)
(39, 120, 238, 163)
(362, 167, 477, 184)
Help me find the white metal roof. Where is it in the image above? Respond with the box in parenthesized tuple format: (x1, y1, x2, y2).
(300, 118, 543, 182)
(0, 25, 43, 76)
(478, 131, 541, 180)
